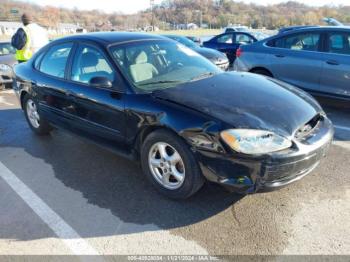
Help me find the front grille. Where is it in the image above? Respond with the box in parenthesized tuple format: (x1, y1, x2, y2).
(295, 114, 322, 141)
(216, 62, 229, 71)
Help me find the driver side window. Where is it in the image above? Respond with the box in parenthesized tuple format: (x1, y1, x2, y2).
(71, 45, 115, 84)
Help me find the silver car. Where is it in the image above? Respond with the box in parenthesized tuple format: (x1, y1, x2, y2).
(234, 27, 350, 101)
(0, 42, 17, 90)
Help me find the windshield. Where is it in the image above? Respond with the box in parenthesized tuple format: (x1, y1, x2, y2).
(110, 40, 221, 93)
(0, 43, 15, 56)
(165, 35, 198, 49)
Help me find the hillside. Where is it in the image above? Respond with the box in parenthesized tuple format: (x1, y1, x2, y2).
(0, 0, 349, 30)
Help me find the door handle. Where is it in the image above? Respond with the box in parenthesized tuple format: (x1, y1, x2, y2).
(275, 54, 285, 58)
(326, 60, 339, 66)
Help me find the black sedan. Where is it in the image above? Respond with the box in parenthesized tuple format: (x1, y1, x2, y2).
(163, 35, 229, 71)
(203, 32, 257, 65)
(13, 32, 334, 199)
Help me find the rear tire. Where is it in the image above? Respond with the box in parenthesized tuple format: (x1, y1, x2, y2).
(23, 94, 52, 136)
(141, 129, 205, 200)
(251, 69, 273, 77)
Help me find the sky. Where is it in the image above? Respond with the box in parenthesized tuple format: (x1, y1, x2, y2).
(20, 0, 350, 14)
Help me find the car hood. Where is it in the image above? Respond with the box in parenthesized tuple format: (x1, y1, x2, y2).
(153, 72, 322, 138)
(192, 47, 228, 63)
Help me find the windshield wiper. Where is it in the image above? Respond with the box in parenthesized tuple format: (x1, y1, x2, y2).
(138, 80, 182, 86)
(190, 72, 215, 82)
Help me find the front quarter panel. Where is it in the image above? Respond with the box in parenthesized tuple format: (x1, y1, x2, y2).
(124, 94, 226, 154)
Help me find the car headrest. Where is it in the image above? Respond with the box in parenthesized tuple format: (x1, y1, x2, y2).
(81, 52, 99, 68)
(135, 51, 148, 64)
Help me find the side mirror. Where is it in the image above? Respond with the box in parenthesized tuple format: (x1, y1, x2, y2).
(89, 76, 112, 88)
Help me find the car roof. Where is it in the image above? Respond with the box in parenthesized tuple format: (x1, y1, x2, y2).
(56, 32, 168, 46)
(279, 26, 350, 34)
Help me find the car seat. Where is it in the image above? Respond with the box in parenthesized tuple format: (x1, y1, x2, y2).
(129, 51, 158, 83)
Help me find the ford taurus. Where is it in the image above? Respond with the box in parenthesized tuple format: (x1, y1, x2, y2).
(13, 33, 334, 199)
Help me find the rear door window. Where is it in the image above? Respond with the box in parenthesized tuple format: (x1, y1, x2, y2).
(39, 43, 73, 78)
(327, 32, 350, 55)
(274, 33, 321, 51)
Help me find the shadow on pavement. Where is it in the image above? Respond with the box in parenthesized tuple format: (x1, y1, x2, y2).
(0, 108, 242, 239)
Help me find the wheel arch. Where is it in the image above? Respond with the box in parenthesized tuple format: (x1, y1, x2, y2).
(133, 125, 181, 157)
(249, 67, 273, 77)
(20, 90, 29, 109)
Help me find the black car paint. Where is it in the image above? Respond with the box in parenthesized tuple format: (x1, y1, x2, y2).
(203, 32, 257, 65)
(13, 33, 334, 193)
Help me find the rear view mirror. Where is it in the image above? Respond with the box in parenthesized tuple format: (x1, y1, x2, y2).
(89, 76, 112, 88)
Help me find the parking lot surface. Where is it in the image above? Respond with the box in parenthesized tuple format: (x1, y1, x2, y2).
(0, 89, 349, 255)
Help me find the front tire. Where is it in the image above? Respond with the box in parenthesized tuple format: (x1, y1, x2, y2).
(23, 94, 52, 136)
(141, 130, 205, 199)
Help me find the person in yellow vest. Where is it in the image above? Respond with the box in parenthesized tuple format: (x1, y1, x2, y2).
(14, 13, 49, 63)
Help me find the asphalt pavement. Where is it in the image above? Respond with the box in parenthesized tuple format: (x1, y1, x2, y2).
(0, 89, 349, 256)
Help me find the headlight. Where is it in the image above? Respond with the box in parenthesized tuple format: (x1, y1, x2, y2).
(0, 64, 11, 72)
(220, 129, 292, 155)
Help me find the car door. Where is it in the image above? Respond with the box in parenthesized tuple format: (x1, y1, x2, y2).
(34, 42, 77, 130)
(268, 31, 324, 92)
(66, 42, 126, 145)
(319, 31, 350, 98)
(214, 33, 235, 62)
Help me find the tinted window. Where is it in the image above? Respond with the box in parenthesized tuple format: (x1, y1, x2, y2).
(217, 34, 233, 44)
(328, 32, 350, 55)
(275, 33, 320, 51)
(166, 36, 197, 49)
(234, 34, 254, 44)
(39, 43, 73, 78)
(71, 45, 115, 84)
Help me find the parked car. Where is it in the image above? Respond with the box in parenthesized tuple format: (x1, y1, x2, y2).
(223, 26, 250, 33)
(203, 32, 257, 65)
(234, 26, 350, 101)
(0, 42, 17, 90)
(186, 36, 201, 45)
(13, 32, 333, 199)
(278, 25, 317, 35)
(163, 35, 229, 71)
(225, 26, 270, 40)
(250, 31, 270, 41)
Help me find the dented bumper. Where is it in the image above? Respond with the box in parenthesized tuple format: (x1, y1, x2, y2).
(195, 117, 334, 194)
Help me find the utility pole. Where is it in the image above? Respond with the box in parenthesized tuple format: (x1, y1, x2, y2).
(150, 0, 155, 31)
(195, 10, 202, 28)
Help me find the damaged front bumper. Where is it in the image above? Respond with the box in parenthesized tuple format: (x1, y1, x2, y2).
(196, 117, 334, 194)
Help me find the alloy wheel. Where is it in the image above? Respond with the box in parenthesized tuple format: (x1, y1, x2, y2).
(26, 99, 40, 129)
(148, 142, 185, 190)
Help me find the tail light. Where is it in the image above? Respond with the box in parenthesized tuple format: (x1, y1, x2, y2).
(236, 48, 243, 58)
